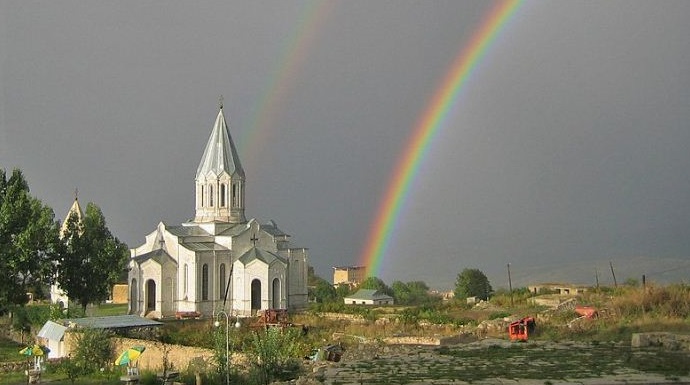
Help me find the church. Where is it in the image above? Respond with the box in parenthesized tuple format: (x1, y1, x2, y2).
(127, 102, 309, 318)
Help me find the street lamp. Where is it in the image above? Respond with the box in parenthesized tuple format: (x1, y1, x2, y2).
(214, 310, 240, 385)
(215, 310, 230, 385)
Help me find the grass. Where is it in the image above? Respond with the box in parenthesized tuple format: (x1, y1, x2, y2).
(332, 342, 690, 384)
(0, 338, 23, 362)
(90, 303, 128, 317)
(3, 285, 690, 384)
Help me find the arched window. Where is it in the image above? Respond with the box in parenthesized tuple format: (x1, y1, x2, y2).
(219, 264, 226, 299)
(220, 184, 226, 207)
(232, 184, 237, 207)
(209, 185, 214, 207)
(202, 264, 209, 300)
(200, 186, 204, 207)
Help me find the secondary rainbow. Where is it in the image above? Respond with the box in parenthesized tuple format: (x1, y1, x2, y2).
(239, 1, 336, 163)
(358, 0, 524, 277)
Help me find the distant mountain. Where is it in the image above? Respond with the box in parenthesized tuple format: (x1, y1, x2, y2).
(496, 256, 690, 289)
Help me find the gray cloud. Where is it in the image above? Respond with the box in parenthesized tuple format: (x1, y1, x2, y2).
(2, 1, 690, 289)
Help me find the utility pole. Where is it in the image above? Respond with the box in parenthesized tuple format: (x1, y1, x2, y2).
(595, 268, 600, 288)
(609, 261, 617, 288)
(507, 263, 513, 307)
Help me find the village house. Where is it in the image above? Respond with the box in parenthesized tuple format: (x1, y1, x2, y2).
(344, 289, 394, 305)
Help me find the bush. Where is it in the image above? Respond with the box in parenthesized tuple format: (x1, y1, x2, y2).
(247, 327, 305, 385)
(55, 357, 82, 384)
(70, 328, 113, 374)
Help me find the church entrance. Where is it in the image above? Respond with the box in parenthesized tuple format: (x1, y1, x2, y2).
(272, 278, 280, 309)
(251, 279, 261, 315)
(130, 278, 138, 314)
(146, 279, 156, 314)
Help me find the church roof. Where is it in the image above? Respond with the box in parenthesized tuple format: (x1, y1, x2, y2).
(345, 289, 393, 301)
(167, 224, 212, 237)
(215, 222, 251, 237)
(132, 248, 178, 265)
(195, 106, 244, 179)
(238, 247, 286, 266)
(182, 241, 229, 252)
(261, 220, 289, 237)
(60, 196, 84, 236)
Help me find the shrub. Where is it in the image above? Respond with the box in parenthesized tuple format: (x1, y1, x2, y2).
(69, 327, 113, 374)
(247, 327, 305, 385)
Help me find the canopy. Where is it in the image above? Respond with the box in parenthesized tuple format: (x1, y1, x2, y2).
(114, 346, 146, 366)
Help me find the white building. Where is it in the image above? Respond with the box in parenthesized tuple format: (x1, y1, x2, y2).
(344, 289, 394, 305)
(127, 102, 309, 318)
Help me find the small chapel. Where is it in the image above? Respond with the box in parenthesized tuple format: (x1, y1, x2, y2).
(128, 102, 309, 318)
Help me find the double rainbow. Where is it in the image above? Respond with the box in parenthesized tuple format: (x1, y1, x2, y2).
(358, 0, 524, 277)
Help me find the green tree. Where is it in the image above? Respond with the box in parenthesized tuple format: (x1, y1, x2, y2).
(334, 284, 352, 299)
(392, 280, 435, 305)
(310, 278, 337, 303)
(391, 281, 412, 304)
(454, 268, 493, 300)
(57, 202, 129, 313)
(0, 168, 61, 310)
(70, 328, 113, 374)
(359, 276, 394, 297)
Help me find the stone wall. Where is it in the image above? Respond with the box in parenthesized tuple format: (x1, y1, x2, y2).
(631, 332, 690, 351)
(318, 312, 366, 324)
(111, 337, 215, 372)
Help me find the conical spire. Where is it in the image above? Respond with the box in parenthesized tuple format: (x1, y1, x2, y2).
(60, 190, 84, 237)
(194, 101, 246, 224)
(195, 105, 244, 179)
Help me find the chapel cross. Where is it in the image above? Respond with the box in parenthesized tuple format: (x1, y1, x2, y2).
(250, 233, 258, 247)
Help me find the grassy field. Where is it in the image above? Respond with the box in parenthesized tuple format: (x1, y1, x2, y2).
(0, 338, 23, 363)
(2, 286, 690, 384)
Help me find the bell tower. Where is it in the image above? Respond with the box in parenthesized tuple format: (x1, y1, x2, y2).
(194, 99, 246, 223)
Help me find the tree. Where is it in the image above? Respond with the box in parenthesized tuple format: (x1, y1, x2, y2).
(310, 278, 337, 304)
(454, 268, 493, 300)
(392, 280, 435, 305)
(57, 202, 129, 313)
(359, 276, 394, 297)
(0, 168, 61, 310)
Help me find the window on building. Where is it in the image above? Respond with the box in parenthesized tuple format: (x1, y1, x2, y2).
(219, 263, 226, 299)
(232, 184, 237, 207)
(209, 185, 214, 207)
(202, 264, 209, 300)
(200, 186, 204, 207)
(184, 264, 188, 294)
(220, 184, 226, 207)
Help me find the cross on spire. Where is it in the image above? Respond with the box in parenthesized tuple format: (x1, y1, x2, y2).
(219, 95, 224, 109)
(74, 188, 79, 201)
(250, 233, 259, 247)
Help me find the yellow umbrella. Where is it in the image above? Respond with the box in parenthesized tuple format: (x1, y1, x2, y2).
(114, 346, 146, 366)
(19, 344, 49, 357)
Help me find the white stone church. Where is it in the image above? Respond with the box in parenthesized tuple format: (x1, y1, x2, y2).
(128, 103, 308, 318)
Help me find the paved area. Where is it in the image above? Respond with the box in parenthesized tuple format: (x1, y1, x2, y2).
(286, 339, 690, 385)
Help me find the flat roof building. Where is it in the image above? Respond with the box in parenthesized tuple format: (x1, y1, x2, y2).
(333, 265, 366, 287)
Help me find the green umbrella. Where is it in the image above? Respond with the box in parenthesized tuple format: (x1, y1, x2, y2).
(114, 345, 146, 366)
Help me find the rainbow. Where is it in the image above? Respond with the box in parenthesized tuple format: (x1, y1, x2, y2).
(358, 0, 524, 278)
(239, 1, 336, 163)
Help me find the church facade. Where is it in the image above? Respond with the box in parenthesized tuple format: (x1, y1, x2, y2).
(127, 103, 308, 318)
